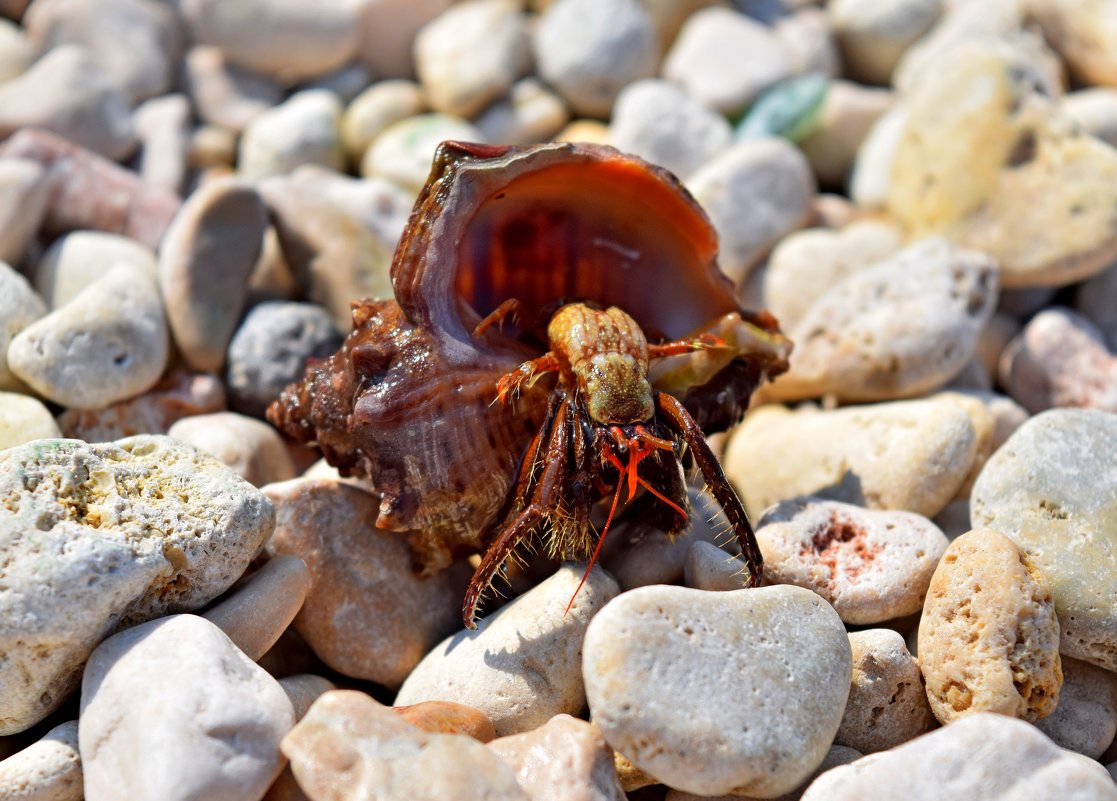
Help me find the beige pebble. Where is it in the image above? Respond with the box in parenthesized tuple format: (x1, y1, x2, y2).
(918, 528, 1062, 724)
(168, 412, 296, 487)
(800, 80, 894, 188)
(0, 720, 82, 801)
(340, 79, 426, 165)
(393, 701, 497, 743)
(0, 392, 60, 451)
(684, 539, 749, 593)
(0, 260, 47, 392)
(33, 230, 156, 311)
(664, 744, 862, 801)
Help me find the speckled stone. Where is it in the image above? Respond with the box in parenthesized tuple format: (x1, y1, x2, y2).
(583, 584, 852, 797)
(168, 412, 295, 487)
(282, 690, 528, 801)
(836, 629, 934, 753)
(971, 409, 1117, 671)
(238, 90, 344, 181)
(0, 719, 82, 801)
(0, 261, 46, 392)
(264, 478, 465, 690)
(80, 614, 294, 801)
(725, 396, 978, 520)
(918, 528, 1062, 724)
(1036, 656, 1117, 759)
(225, 301, 343, 418)
(158, 176, 267, 371)
(756, 499, 948, 624)
(396, 564, 618, 736)
(0, 435, 274, 734)
(7, 264, 168, 410)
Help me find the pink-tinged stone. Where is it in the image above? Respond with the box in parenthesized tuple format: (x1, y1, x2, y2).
(393, 701, 497, 743)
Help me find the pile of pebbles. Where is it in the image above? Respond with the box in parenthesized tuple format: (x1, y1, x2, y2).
(1, 0, 1116, 799)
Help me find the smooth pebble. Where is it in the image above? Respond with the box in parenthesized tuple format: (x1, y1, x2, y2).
(0, 720, 82, 801)
(168, 412, 295, 487)
(0, 158, 49, 265)
(0, 393, 60, 451)
(34, 230, 156, 310)
(340, 80, 426, 165)
(474, 78, 570, 146)
(393, 701, 497, 743)
(360, 113, 484, 193)
(1036, 656, 1117, 759)
(238, 89, 344, 181)
(0, 261, 46, 392)
(182, 46, 281, 133)
(355, 0, 454, 79)
(828, 0, 943, 85)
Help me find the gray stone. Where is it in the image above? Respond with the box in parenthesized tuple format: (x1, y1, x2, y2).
(354, 0, 454, 79)
(474, 78, 570, 146)
(683, 539, 749, 593)
(1075, 259, 1117, 351)
(0, 435, 274, 733)
(238, 89, 344, 181)
(1036, 656, 1117, 759)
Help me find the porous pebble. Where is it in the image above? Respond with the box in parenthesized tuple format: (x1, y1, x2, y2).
(487, 715, 626, 801)
(0, 158, 49, 265)
(663, 7, 791, 117)
(168, 412, 295, 487)
(284, 690, 528, 801)
(686, 137, 816, 284)
(0, 719, 82, 801)
(0, 261, 46, 391)
(225, 301, 343, 418)
(414, 0, 531, 119)
(756, 499, 948, 624)
(584, 584, 851, 797)
(360, 113, 484, 192)
(0, 435, 274, 734)
(764, 238, 999, 402)
(1035, 656, 1117, 759)
(0, 393, 60, 450)
(836, 629, 934, 753)
(609, 79, 731, 180)
(971, 409, 1117, 672)
(998, 307, 1117, 413)
(725, 395, 978, 520)
(801, 713, 1117, 801)
(396, 564, 618, 735)
(79, 614, 294, 801)
(264, 478, 465, 690)
(918, 528, 1063, 724)
(238, 90, 344, 181)
(533, 0, 657, 118)
(7, 264, 168, 410)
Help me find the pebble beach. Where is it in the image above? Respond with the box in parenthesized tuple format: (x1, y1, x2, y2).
(1, 0, 1117, 799)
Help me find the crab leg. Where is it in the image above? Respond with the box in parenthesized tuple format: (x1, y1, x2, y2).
(655, 391, 764, 587)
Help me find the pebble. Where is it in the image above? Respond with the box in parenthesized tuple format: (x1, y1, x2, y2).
(0, 129, 180, 250)
(1029, 0, 1117, 89)
(1076, 260, 1117, 351)
(886, 41, 1117, 288)
(918, 528, 1062, 724)
(264, 478, 465, 690)
(609, 78, 731, 179)
(663, 7, 791, 117)
(763, 219, 903, 331)
(200, 554, 310, 661)
(24, 0, 182, 104)
(282, 690, 528, 801)
(775, 7, 841, 79)
(998, 307, 1117, 414)
(736, 73, 829, 143)
(766, 238, 998, 402)
(354, 0, 455, 80)
(414, 0, 531, 119)
(360, 112, 484, 192)
(938, 390, 1000, 499)
(8, 264, 168, 409)
(725, 395, 978, 520)
(554, 118, 611, 145)
(340, 80, 426, 166)
(828, 0, 943, 85)
(583, 584, 851, 797)
(1035, 656, 1117, 759)
(182, 46, 281, 133)
(34, 230, 156, 310)
(279, 674, 336, 722)
(683, 539, 749, 593)
(686, 137, 816, 284)
(0, 158, 49, 265)
(179, 0, 360, 83)
(474, 78, 570, 146)
(799, 80, 893, 188)
(0, 720, 82, 801)
(395, 563, 618, 735)
(971, 409, 1117, 671)
(394, 701, 497, 743)
(237, 90, 344, 181)
(848, 104, 906, 209)
(0, 435, 274, 734)
(801, 713, 1117, 801)
(0, 261, 46, 392)
(303, 63, 371, 105)
(0, 17, 30, 84)
(158, 176, 267, 371)
(756, 499, 949, 624)
(168, 412, 295, 487)
(260, 168, 410, 327)
(533, 0, 658, 118)
(487, 715, 626, 801)
(0, 393, 60, 450)
(0, 45, 135, 161)
(663, 745, 863, 801)
(225, 301, 342, 418)
(56, 371, 226, 442)
(1062, 88, 1117, 149)
(836, 629, 934, 753)
(132, 93, 190, 195)
(79, 615, 294, 801)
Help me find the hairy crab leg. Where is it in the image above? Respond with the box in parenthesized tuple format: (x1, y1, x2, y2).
(463, 396, 571, 628)
(472, 298, 521, 337)
(495, 353, 560, 402)
(655, 391, 764, 587)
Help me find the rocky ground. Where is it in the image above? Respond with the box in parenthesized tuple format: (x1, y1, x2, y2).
(1, 0, 1117, 799)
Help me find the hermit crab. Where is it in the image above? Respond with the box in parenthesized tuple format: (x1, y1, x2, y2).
(268, 141, 791, 628)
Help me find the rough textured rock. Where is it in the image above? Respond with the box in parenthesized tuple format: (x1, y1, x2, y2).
(1036, 656, 1117, 759)
(282, 690, 528, 801)
(0, 435, 274, 734)
(918, 528, 1062, 724)
(756, 499, 949, 624)
(396, 564, 618, 735)
(583, 584, 852, 797)
(971, 409, 1117, 671)
(0, 720, 82, 801)
(79, 614, 294, 801)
